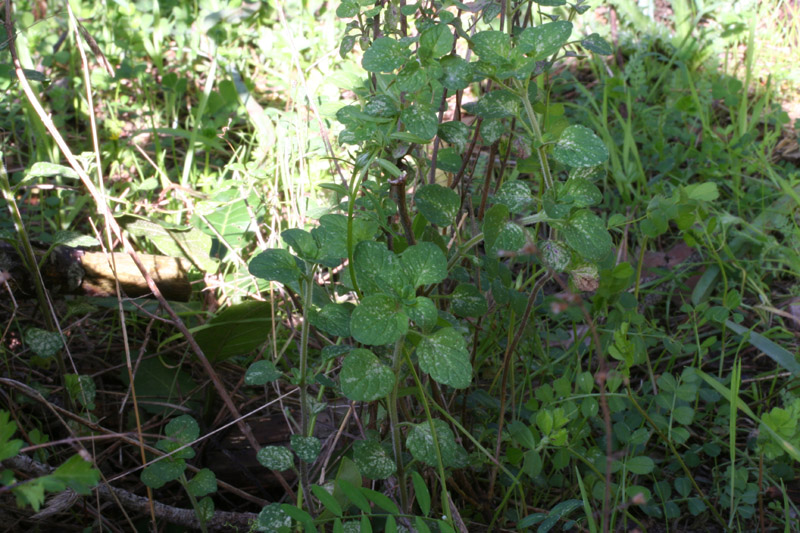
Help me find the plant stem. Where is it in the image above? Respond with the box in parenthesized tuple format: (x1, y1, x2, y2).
(388, 337, 409, 512)
(298, 264, 316, 508)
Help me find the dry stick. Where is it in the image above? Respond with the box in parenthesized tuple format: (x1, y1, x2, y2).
(476, 142, 497, 220)
(65, 4, 156, 527)
(487, 271, 552, 502)
(3, 0, 295, 502)
(391, 172, 415, 246)
(449, 116, 483, 190)
(5, 455, 258, 531)
(428, 89, 449, 185)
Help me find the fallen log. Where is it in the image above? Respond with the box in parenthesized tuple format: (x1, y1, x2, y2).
(0, 242, 193, 301)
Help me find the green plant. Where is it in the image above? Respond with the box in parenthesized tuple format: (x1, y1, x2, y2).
(247, 0, 630, 529)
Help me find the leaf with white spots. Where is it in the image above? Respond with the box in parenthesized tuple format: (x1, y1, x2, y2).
(256, 503, 292, 532)
(406, 419, 461, 467)
(451, 284, 488, 318)
(53, 230, 99, 248)
(439, 55, 473, 91)
(419, 24, 454, 59)
(353, 439, 397, 479)
(417, 327, 472, 388)
(474, 90, 520, 119)
(257, 446, 294, 471)
(438, 121, 470, 151)
(401, 104, 438, 141)
(553, 125, 609, 168)
(245, 360, 282, 385)
(362, 37, 407, 72)
(494, 180, 534, 213)
(309, 303, 353, 338)
(517, 20, 573, 60)
(364, 95, 398, 118)
(249, 248, 302, 285)
(141, 459, 186, 489)
(470, 31, 511, 66)
(25, 328, 62, 358)
(581, 33, 614, 55)
(404, 296, 438, 331)
(353, 241, 407, 295)
(436, 147, 462, 172)
(340, 349, 395, 402)
(186, 469, 217, 498)
(415, 184, 461, 227)
(561, 177, 602, 207)
(350, 294, 408, 345)
(560, 209, 613, 262)
(401, 242, 448, 287)
(291, 435, 321, 463)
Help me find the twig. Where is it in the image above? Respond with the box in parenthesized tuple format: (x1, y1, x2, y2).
(4, 455, 258, 531)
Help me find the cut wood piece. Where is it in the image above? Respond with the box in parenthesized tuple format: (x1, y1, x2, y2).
(0, 243, 193, 301)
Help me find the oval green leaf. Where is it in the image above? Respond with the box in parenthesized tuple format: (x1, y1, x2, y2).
(553, 125, 609, 168)
(353, 439, 397, 479)
(350, 294, 408, 345)
(257, 446, 294, 471)
(415, 183, 461, 227)
(406, 419, 460, 467)
(340, 348, 395, 402)
(561, 209, 613, 262)
(249, 248, 302, 285)
(417, 327, 472, 388)
(362, 37, 406, 72)
(401, 241, 448, 287)
(517, 20, 573, 59)
(401, 104, 438, 141)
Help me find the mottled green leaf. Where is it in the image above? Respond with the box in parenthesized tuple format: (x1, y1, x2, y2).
(350, 294, 408, 345)
(256, 503, 292, 532)
(401, 242, 448, 287)
(451, 284, 488, 318)
(439, 55, 473, 91)
(417, 328, 471, 388)
(561, 177, 602, 207)
(25, 328, 62, 359)
(471, 31, 510, 65)
(436, 147, 462, 172)
(560, 209, 612, 262)
(257, 446, 294, 471)
(245, 360, 282, 385)
(340, 349, 395, 401)
(291, 435, 321, 463)
(406, 419, 461, 467)
(438, 120, 470, 151)
(362, 37, 407, 72)
(401, 104, 438, 141)
(309, 303, 353, 338)
(141, 459, 186, 489)
(415, 184, 461, 226)
(581, 33, 613, 55)
(419, 24, 454, 59)
(354, 439, 396, 479)
(249, 248, 302, 285)
(517, 21, 573, 59)
(187, 469, 217, 498)
(404, 296, 438, 331)
(474, 90, 519, 119)
(494, 180, 533, 213)
(553, 125, 609, 168)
